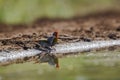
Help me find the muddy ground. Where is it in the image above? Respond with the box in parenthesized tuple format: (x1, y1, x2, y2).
(0, 12, 120, 51)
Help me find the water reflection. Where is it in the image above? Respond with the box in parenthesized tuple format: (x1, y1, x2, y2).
(0, 51, 120, 80)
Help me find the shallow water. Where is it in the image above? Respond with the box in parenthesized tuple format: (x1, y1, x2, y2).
(0, 51, 120, 80)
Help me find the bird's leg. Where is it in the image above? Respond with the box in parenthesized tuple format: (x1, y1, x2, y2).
(50, 46, 56, 52)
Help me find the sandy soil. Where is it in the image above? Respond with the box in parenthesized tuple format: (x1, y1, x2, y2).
(0, 12, 120, 51)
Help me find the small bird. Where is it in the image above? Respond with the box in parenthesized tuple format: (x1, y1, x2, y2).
(47, 31, 58, 46)
(35, 32, 58, 52)
(35, 32, 59, 68)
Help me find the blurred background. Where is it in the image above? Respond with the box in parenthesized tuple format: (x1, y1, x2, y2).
(0, 0, 119, 24)
(0, 0, 120, 80)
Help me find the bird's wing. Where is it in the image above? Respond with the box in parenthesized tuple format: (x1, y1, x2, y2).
(47, 36, 55, 46)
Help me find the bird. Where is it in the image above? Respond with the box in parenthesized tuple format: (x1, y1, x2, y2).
(35, 32, 58, 52)
(47, 31, 58, 46)
(34, 32, 59, 68)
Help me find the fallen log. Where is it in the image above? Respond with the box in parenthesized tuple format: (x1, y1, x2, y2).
(0, 40, 120, 65)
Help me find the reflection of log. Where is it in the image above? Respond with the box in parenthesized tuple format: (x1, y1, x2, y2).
(0, 40, 120, 65)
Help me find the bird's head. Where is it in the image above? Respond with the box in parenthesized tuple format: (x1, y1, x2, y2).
(53, 31, 58, 38)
